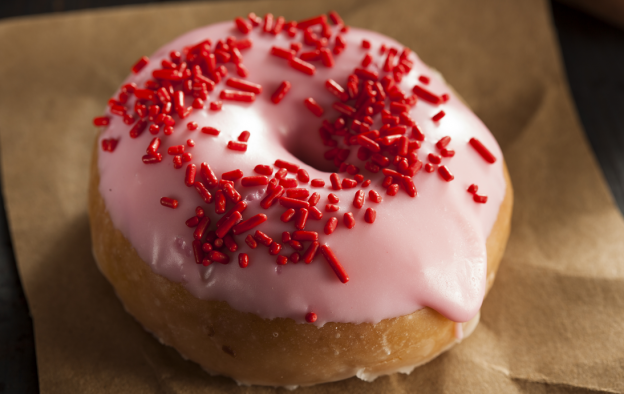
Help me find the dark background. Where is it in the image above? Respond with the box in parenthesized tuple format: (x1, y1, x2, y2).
(1, 1, 623, 392)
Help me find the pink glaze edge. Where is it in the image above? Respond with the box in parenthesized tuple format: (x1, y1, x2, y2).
(96, 21, 506, 326)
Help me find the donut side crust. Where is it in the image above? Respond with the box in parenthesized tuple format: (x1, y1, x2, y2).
(88, 140, 513, 387)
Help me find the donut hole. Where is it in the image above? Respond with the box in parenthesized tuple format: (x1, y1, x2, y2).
(282, 132, 336, 173)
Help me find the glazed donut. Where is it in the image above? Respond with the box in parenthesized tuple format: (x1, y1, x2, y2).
(89, 11, 512, 387)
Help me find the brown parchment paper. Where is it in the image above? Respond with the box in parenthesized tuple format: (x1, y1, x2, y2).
(1, 0, 623, 392)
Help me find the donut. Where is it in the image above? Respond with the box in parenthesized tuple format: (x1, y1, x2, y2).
(89, 11, 513, 387)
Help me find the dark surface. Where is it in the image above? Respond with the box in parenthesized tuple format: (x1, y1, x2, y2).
(0, 175, 38, 393)
(552, 1, 624, 214)
(0, 1, 623, 392)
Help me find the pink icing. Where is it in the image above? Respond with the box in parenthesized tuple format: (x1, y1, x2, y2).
(97, 20, 506, 326)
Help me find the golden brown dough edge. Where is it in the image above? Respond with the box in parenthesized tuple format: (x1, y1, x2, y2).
(88, 139, 513, 387)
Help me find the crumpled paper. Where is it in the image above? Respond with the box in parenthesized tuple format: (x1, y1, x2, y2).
(0, 0, 623, 392)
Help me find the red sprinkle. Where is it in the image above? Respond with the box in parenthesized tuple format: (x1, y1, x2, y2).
(325, 204, 339, 212)
(332, 102, 356, 117)
(469, 138, 497, 163)
(222, 183, 241, 203)
(387, 184, 399, 196)
(281, 208, 296, 222)
(238, 131, 251, 142)
(297, 14, 327, 29)
(304, 98, 324, 117)
(131, 56, 149, 73)
(320, 48, 334, 67)
(238, 253, 249, 268)
(201, 126, 220, 136)
(324, 217, 338, 234)
(260, 185, 285, 209)
(223, 235, 238, 252)
(279, 178, 298, 188)
(305, 312, 317, 323)
(279, 196, 310, 209)
(287, 188, 310, 199)
(364, 207, 376, 223)
(271, 46, 295, 60)
(235, 17, 252, 34)
(328, 10, 343, 25)
(412, 125, 425, 141)
(271, 81, 291, 104)
(356, 134, 380, 153)
(441, 148, 455, 157)
(215, 190, 226, 213)
(295, 208, 309, 230)
(330, 173, 342, 190)
(102, 138, 119, 152)
(129, 119, 148, 139)
(245, 234, 258, 249)
(272, 16, 285, 34)
(241, 176, 269, 186)
(192, 240, 204, 264)
(438, 165, 454, 181)
(353, 190, 365, 208)
(220, 90, 255, 102)
(343, 212, 355, 229)
(168, 145, 185, 155)
(227, 141, 248, 152)
(361, 39, 371, 49)
(467, 184, 478, 194)
(210, 250, 231, 264)
(173, 155, 183, 169)
(215, 211, 242, 238)
(412, 85, 442, 105)
(276, 255, 288, 265)
(311, 179, 325, 187)
(289, 57, 316, 75)
(292, 231, 318, 242)
(226, 78, 262, 94)
(361, 53, 372, 67)
(402, 176, 417, 197)
(308, 192, 320, 206)
(325, 79, 349, 101)
(263, 13, 274, 33)
(369, 190, 382, 203)
(302, 241, 319, 264)
(222, 169, 244, 181)
(160, 197, 178, 209)
(432, 110, 446, 122)
(275, 168, 288, 179)
(428, 153, 442, 164)
(232, 213, 268, 235)
(185, 164, 196, 186)
(193, 217, 210, 240)
(93, 116, 110, 126)
(269, 242, 282, 255)
(320, 244, 349, 283)
(473, 194, 488, 203)
(297, 169, 310, 183)
(309, 206, 323, 220)
(200, 163, 219, 187)
(354, 68, 378, 81)
(436, 136, 451, 149)
(210, 101, 223, 111)
(194, 182, 213, 203)
(275, 159, 299, 172)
